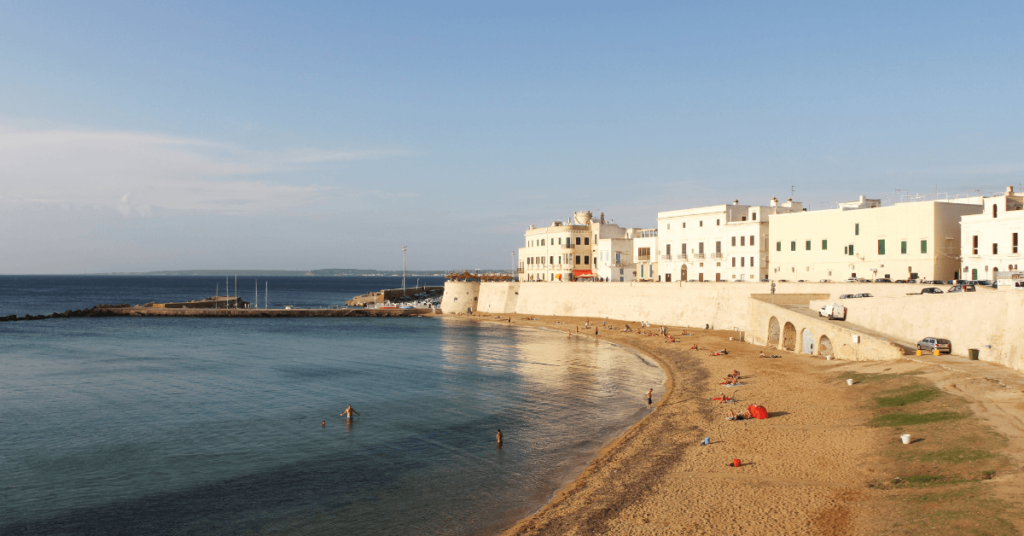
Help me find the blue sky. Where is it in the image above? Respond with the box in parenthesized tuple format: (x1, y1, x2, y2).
(1, 2, 1022, 273)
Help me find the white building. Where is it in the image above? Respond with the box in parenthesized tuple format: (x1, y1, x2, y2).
(960, 186, 1024, 282)
(770, 197, 982, 282)
(633, 229, 658, 281)
(656, 197, 804, 282)
(518, 211, 638, 282)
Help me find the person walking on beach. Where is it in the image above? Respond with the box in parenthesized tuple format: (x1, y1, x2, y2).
(647, 388, 653, 408)
(341, 405, 360, 420)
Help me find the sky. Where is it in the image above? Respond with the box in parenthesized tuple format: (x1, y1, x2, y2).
(1, 1, 1022, 273)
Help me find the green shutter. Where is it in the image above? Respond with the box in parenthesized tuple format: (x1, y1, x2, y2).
(901, 241, 907, 254)
(921, 240, 927, 254)
(777, 242, 781, 251)
(806, 240, 811, 250)
(822, 239, 827, 250)
(878, 240, 885, 255)
(791, 241, 796, 251)
(855, 223, 860, 235)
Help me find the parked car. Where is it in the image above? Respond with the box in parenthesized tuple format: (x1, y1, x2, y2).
(855, 293, 873, 298)
(976, 280, 996, 287)
(948, 284, 976, 293)
(923, 280, 943, 284)
(760, 279, 770, 282)
(818, 303, 847, 320)
(917, 337, 952, 354)
(839, 294, 855, 299)
(873, 278, 892, 283)
(820, 279, 832, 283)
(844, 277, 858, 283)
(778, 279, 789, 282)
(920, 287, 943, 294)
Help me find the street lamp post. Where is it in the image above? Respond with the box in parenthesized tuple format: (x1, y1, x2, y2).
(402, 246, 408, 292)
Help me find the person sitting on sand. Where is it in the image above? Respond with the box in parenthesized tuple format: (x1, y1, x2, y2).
(711, 393, 732, 403)
(690, 344, 699, 350)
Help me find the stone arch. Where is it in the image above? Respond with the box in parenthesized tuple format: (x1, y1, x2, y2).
(767, 317, 780, 347)
(782, 322, 797, 351)
(801, 328, 815, 354)
(818, 335, 834, 357)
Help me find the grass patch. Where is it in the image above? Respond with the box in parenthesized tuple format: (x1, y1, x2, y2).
(869, 411, 967, 427)
(875, 385, 941, 407)
(894, 447, 996, 464)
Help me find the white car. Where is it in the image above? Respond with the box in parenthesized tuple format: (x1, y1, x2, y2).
(818, 303, 847, 320)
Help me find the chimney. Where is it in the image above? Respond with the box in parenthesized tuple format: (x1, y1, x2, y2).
(1007, 186, 1015, 195)
(770, 196, 778, 207)
(733, 199, 739, 205)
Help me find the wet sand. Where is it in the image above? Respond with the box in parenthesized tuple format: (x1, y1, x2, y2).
(448, 313, 1024, 536)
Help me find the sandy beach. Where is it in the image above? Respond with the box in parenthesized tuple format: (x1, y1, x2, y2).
(450, 313, 1024, 536)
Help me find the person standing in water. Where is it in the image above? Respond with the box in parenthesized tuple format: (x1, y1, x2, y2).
(647, 388, 653, 408)
(496, 429, 503, 447)
(341, 405, 360, 420)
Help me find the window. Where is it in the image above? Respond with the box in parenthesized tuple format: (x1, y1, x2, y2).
(575, 255, 581, 264)
(1014, 233, 1019, 254)
(732, 237, 736, 246)
(584, 237, 590, 245)
(844, 245, 848, 254)
(750, 256, 754, 267)
(616, 253, 621, 264)
(549, 256, 553, 264)
(848, 244, 855, 256)
(683, 222, 687, 228)
(700, 221, 703, 227)
(791, 241, 796, 251)
(732, 258, 736, 267)
(901, 241, 907, 254)
(575, 237, 580, 245)
(993, 243, 999, 255)
(584, 255, 590, 264)
(750, 235, 755, 246)
(822, 239, 827, 250)
(994, 204, 998, 218)
(716, 219, 720, 226)
(741, 257, 745, 267)
(740, 236, 745, 246)
(878, 240, 885, 255)
(541, 239, 545, 246)
(699, 242, 704, 254)
(805, 240, 811, 251)
(666, 244, 671, 255)
(667, 224, 670, 230)
(681, 243, 687, 255)
(716, 241, 722, 253)
(855, 223, 860, 235)
(558, 238, 562, 245)
(777, 241, 781, 252)
(752, 212, 757, 221)
(972, 236, 978, 255)
(921, 240, 927, 254)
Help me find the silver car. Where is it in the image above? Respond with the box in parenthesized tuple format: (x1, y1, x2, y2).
(917, 337, 951, 354)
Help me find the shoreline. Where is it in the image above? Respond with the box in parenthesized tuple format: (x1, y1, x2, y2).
(451, 312, 1024, 535)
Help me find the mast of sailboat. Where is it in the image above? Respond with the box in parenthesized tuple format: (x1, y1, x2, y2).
(402, 246, 408, 293)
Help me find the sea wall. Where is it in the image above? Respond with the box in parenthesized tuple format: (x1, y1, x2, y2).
(836, 291, 1024, 372)
(443, 281, 1024, 373)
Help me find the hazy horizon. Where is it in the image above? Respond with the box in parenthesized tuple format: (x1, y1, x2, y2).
(3, 2, 1022, 274)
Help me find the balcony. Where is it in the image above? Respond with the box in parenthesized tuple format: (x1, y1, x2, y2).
(693, 253, 705, 260)
(709, 252, 723, 259)
(517, 268, 524, 273)
(562, 244, 575, 249)
(660, 254, 672, 261)
(675, 253, 687, 260)
(637, 255, 650, 261)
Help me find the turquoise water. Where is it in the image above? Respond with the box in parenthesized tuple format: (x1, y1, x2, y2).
(0, 277, 664, 535)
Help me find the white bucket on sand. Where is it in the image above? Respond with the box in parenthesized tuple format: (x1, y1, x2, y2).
(901, 434, 912, 445)
(826, 356, 832, 360)
(846, 379, 854, 386)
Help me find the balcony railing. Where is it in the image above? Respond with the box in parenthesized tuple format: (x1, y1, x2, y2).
(517, 268, 524, 273)
(660, 254, 672, 261)
(693, 253, 705, 260)
(675, 253, 687, 260)
(637, 255, 650, 261)
(710, 252, 723, 259)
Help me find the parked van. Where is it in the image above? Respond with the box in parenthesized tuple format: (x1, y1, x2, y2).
(818, 303, 847, 320)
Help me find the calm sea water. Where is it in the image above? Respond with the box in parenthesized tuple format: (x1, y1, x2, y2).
(0, 277, 664, 535)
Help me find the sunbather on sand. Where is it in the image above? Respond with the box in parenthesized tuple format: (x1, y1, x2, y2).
(726, 410, 753, 421)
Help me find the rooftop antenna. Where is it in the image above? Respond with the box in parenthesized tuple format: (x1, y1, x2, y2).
(790, 182, 796, 199)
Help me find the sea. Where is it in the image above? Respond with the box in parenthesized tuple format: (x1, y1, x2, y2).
(0, 276, 665, 535)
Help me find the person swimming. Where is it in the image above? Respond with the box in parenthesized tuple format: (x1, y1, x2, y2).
(341, 405, 360, 420)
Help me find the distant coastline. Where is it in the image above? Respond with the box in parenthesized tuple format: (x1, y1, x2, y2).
(66, 270, 502, 277)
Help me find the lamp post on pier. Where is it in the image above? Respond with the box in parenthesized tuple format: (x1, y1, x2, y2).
(402, 246, 408, 292)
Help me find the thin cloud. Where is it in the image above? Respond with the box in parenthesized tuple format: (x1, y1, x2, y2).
(0, 124, 416, 216)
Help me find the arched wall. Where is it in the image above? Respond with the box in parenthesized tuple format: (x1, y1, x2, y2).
(818, 335, 834, 356)
(782, 322, 797, 351)
(801, 328, 814, 354)
(768, 317, 780, 346)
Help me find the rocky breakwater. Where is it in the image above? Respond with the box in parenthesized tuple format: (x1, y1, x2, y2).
(1, 304, 132, 322)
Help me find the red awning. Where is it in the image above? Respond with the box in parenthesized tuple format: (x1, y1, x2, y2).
(573, 270, 594, 277)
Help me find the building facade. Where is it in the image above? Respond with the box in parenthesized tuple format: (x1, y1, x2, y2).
(633, 229, 658, 281)
(769, 198, 983, 282)
(518, 211, 636, 282)
(656, 197, 803, 282)
(960, 186, 1024, 282)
